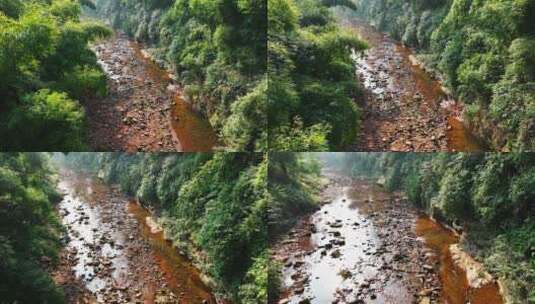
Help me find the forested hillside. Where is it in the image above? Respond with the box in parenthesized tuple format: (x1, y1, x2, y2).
(92, 0, 267, 151)
(62, 152, 268, 303)
(0, 153, 64, 302)
(340, 153, 535, 302)
(268, 0, 367, 151)
(348, 0, 535, 150)
(0, 0, 111, 150)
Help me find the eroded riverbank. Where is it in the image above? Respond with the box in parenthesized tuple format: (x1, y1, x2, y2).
(51, 169, 216, 303)
(272, 173, 503, 304)
(87, 33, 217, 152)
(343, 19, 485, 152)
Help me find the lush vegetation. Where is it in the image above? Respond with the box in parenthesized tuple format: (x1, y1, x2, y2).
(340, 153, 535, 302)
(62, 152, 268, 303)
(92, 0, 267, 151)
(348, 0, 535, 150)
(0, 153, 64, 303)
(268, 0, 367, 151)
(0, 0, 111, 150)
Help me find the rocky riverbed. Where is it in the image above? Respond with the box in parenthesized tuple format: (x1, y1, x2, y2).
(271, 173, 503, 304)
(51, 169, 216, 304)
(87, 33, 217, 152)
(343, 19, 484, 152)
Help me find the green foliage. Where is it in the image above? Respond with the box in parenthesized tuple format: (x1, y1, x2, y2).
(267, 258, 283, 304)
(6, 90, 86, 151)
(404, 171, 421, 207)
(0, 153, 65, 303)
(269, 119, 330, 152)
(238, 251, 268, 303)
(435, 166, 473, 221)
(0, 0, 22, 18)
(351, 0, 451, 49)
(222, 79, 268, 151)
(53, 66, 108, 100)
(472, 221, 535, 302)
(64, 152, 267, 303)
(0, 0, 110, 150)
(268, 152, 322, 237)
(268, 0, 367, 150)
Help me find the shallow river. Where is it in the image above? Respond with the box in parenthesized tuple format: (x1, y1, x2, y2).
(56, 169, 215, 303)
(274, 177, 502, 304)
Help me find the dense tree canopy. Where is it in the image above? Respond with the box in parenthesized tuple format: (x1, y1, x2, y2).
(0, 153, 64, 303)
(268, 0, 367, 151)
(0, 0, 110, 151)
(268, 152, 321, 236)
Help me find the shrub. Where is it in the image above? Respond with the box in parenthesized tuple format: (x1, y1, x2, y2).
(54, 66, 107, 100)
(6, 89, 86, 151)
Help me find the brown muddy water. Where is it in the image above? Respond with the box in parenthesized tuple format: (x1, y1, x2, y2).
(127, 201, 216, 303)
(274, 177, 502, 304)
(343, 19, 485, 152)
(56, 169, 215, 303)
(415, 217, 503, 304)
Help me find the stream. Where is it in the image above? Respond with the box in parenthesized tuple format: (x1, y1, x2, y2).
(87, 33, 218, 152)
(273, 173, 503, 304)
(52, 169, 216, 304)
(343, 19, 486, 152)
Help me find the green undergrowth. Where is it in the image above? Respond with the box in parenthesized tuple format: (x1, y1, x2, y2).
(0, 153, 65, 303)
(268, 0, 368, 151)
(268, 152, 322, 238)
(0, 0, 111, 150)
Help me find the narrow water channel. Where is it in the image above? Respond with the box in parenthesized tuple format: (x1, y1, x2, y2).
(274, 175, 502, 304)
(56, 169, 216, 303)
(127, 201, 216, 303)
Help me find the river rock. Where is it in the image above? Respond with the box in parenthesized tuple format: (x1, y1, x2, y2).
(145, 216, 163, 234)
(449, 244, 493, 288)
